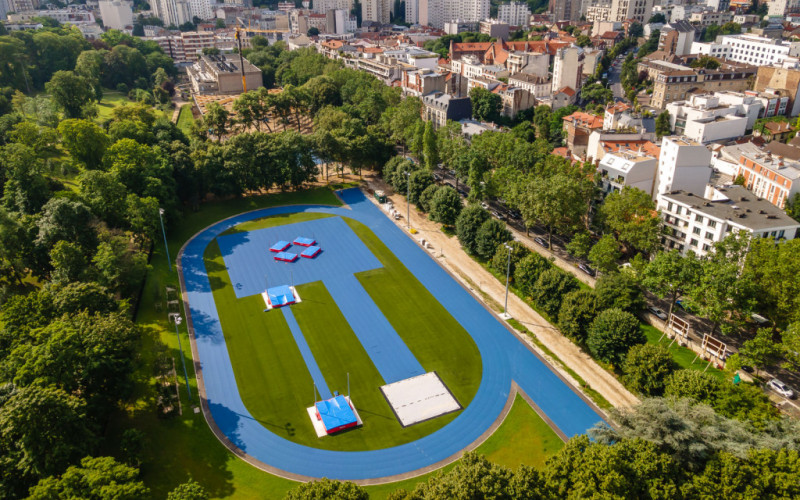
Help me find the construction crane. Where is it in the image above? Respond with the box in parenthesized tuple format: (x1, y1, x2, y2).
(234, 24, 285, 93)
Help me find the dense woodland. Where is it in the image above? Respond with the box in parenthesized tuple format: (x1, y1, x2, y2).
(0, 25, 800, 499)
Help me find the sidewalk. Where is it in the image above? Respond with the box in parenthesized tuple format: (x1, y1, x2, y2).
(363, 175, 639, 410)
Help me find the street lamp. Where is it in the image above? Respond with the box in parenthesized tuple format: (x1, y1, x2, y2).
(404, 170, 411, 230)
(502, 243, 513, 319)
(170, 311, 192, 402)
(158, 208, 172, 272)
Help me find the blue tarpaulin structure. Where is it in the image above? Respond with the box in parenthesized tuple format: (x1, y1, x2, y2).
(267, 285, 296, 307)
(315, 395, 358, 434)
(294, 237, 316, 246)
(274, 252, 298, 262)
(270, 241, 291, 252)
(301, 246, 321, 259)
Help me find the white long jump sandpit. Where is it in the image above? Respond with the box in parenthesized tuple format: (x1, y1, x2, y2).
(380, 372, 461, 427)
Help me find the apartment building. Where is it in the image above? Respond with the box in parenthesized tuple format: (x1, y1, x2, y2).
(714, 34, 800, 67)
(658, 20, 695, 56)
(498, 1, 531, 25)
(402, 68, 446, 96)
(508, 72, 552, 97)
(736, 149, 800, 209)
(363, 0, 391, 24)
(552, 45, 584, 93)
(688, 9, 732, 27)
(754, 65, 800, 117)
(422, 91, 472, 128)
(479, 19, 510, 39)
(563, 111, 604, 157)
(656, 136, 712, 196)
(427, 0, 490, 29)
(98, 0, 132, 29)
(151, 0, 191, 27)
(598, 148, 659, 196)
(610, 0, 654, 22)
(658, 185, 800, 256)
(645, 60, 756, 109)
(550, 0, 583, 21)
(665, 94, 757, 144)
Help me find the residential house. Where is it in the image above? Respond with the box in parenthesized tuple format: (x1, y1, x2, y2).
(422, 91, 472, 129)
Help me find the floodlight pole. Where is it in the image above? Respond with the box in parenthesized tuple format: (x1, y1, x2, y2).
(171, 313, 192, 402)
(159, 208, 172, 272)
(347, 372, 350, 398)
(404, 170, 411, 229)
(503, 243, 512, 318)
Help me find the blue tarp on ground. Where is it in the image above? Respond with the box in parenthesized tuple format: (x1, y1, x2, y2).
(180, 189, 605, 480)
(315, 395, 357, 433)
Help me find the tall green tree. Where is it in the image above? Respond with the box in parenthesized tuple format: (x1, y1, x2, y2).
(598, 186, 660, 255)
(587, 308, 645, 365)
(45, 71, 95, 119)
(57, 119, 110, 169)
(641, 249, 701, 320)
(429, 185, 462, 226)
(422, 121, 439, 170)
(588, 234, 621, 274)
(469, 87, 502, 123)
(28, 456, 149, 500)
(623, 344, 675, 396)
(655, 111, 671, 139)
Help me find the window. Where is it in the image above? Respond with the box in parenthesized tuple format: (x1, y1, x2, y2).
(693, 227, 701, 235)
(676, 206, 682, 215)
(695, 214, 704, 222)
(708, 220, 717, 228)
(702, 244, 711, 251)
(706, 232, 714, 240)
(690, 239, 698, 247)
(667, 202, 673, 211)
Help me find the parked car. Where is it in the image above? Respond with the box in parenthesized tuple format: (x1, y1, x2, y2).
(647, 306, 668, 320)
(508, 210, 521, 220)
(767, 378, 795, 399)
(740, 365, 754, 374)
(675, 299, 694, 313)
(481, 202, 490, 210)
(534, 237, 548, 247)
(491, 210, 506, 221)
(578, 263, 595, 277)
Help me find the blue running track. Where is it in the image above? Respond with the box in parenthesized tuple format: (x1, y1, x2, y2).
(324, 275, 425, 384)
(281, 307, 332, 401)
(180, 188, 605, 480)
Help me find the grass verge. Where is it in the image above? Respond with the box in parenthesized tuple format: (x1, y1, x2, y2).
(177, 104, 195, 133)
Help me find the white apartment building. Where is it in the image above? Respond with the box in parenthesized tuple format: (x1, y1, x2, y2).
(688, 9, 732, 26)
(363, 0, 391, 23)
(552, 45, 584, 92)
(709, 34, 800, 67)
(656, 136, 712, 197)
(610, 0, 654, 22)
(406, 0, 419, 24)
(427, 0, 490, 29)
(498, 1, 530, 25)
(665, 94, 756, 144)
(188, 0, 213, 20)
(98, 0, 132, 29)
(658, 185, 800, 256)
(315, 0, 353, 14)
(598, 149, 659, 196)
(768, 0, 800, 17)
(508, 72, 552, 97)
(151, 0, 191, 27)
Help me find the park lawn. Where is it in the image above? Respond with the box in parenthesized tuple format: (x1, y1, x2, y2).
(96, 91, 131, 121)
(474, 395, 564, 469)
(642, 324, 726, 380)
(348, 219, 482, 408)
(177, 104, 195, 133)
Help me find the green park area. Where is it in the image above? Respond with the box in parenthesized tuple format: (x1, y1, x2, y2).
(113, 187, 562, 497)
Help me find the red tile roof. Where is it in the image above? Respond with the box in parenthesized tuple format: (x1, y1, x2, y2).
(563, 110, 603, 128)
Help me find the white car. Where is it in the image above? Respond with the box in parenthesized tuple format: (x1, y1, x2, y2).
(647, 306, 668, 320)
(767, 378, 795, 399)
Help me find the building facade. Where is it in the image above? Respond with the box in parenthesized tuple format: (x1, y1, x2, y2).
(656, 136, 712, 196)
(98, 0, 132, 29)
(498, 1, 530, 25)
